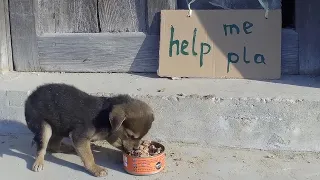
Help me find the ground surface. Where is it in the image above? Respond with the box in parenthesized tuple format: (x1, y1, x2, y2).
(1, 135, 320, 180)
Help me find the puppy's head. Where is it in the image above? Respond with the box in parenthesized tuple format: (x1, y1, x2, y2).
(107, 99, 154, 153)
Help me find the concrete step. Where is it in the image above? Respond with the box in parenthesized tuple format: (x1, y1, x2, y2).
(1, 134, 320, 180)
(0, 72, 320, 151)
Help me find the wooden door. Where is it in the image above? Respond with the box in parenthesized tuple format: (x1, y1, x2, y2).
(9, 0, 298, 75)
(9, 0, 176, 72)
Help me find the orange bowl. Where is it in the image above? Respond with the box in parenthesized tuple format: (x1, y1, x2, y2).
(123, 141, 166, 176)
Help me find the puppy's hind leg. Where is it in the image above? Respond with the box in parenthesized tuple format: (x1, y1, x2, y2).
(32, 121, 52, 172)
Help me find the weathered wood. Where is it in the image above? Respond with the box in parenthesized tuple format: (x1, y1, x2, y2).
(98, 0, 146, 32)
(0, 0, 12, 72)
(37, 29, 296, 73)
(177, 0, 281, 10)
(36, 0, 99, 35)
(35, 0, 55, 35)
(147, 0, 176, 35)
(37, 33, 159, 72)
(296, 0, 320, 75)
(9, 0, 40, 71)
(281, 29, 299, 74)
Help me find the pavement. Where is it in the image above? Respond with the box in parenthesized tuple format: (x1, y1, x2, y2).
(1, 134, 320, 180)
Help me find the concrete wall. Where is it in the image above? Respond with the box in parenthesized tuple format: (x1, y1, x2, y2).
(1, 72, 320, 152)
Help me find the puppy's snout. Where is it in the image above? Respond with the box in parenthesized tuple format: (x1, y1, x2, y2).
(133, 141, 140, 148)
(123, 140, 140, 152)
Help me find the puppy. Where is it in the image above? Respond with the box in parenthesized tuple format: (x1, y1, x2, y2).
(24, 83, 154, 177)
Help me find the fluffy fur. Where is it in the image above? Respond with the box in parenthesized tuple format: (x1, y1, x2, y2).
(24, 83, 154, 177)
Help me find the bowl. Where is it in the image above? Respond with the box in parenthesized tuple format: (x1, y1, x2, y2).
(123, 141, 166, 176)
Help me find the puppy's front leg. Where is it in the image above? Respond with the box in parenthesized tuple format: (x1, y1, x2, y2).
(71, 131, 107, 177)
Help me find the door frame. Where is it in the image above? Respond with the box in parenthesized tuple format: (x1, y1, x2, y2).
(0, 0, 12, 72)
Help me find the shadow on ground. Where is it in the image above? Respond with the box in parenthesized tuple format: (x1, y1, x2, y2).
(0, 120, 126, 176)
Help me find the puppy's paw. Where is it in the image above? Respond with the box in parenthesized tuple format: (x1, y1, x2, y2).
(32, 158, 44, 172)
(90, 165, 108, 177)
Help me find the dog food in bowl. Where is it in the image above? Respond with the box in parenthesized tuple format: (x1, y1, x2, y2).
(123, 140, 165, 175)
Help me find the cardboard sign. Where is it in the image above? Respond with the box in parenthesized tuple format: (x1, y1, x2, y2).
(158, 10, 282, 79)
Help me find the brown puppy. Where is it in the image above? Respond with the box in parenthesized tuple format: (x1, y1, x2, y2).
(24, 83, 154, 177)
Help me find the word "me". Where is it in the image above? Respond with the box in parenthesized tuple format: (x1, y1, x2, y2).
(168, 25, 211, 67)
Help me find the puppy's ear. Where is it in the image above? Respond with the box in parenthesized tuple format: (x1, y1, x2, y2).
(109, 105, 126, 132)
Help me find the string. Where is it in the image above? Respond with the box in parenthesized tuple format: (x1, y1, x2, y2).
(186, 0, 196, 17)
(258, 0, 269, 19)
